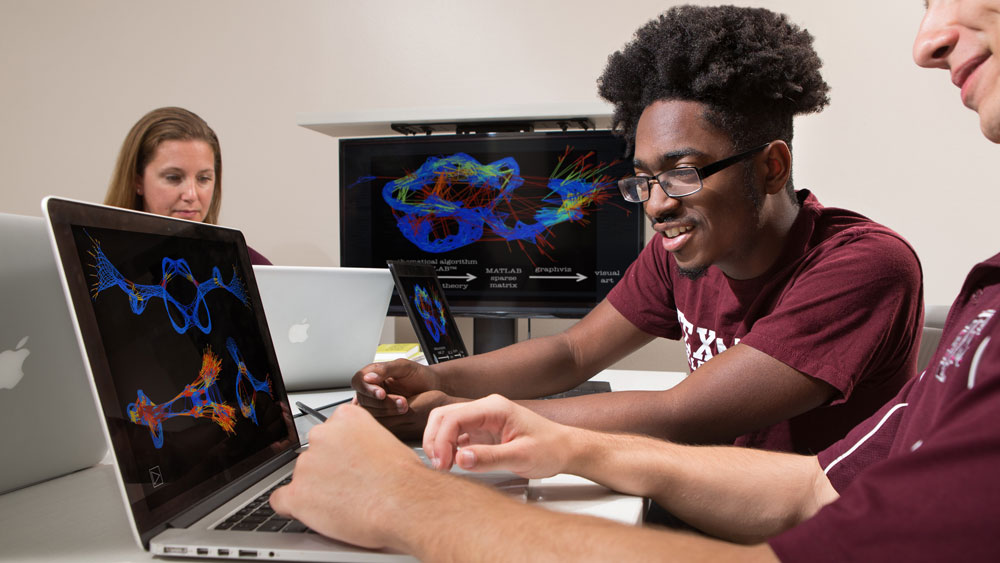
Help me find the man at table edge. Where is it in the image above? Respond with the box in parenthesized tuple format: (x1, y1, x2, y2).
(352, 5, 924, 458)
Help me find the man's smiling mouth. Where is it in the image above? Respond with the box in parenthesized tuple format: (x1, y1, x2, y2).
(664, 225, 693, 239)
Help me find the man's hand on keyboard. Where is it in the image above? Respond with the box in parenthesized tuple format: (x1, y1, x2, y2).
(270, 404, 424, 549)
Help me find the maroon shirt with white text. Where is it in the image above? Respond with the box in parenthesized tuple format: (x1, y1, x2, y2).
(770, 252, 1000, 561)
(607, 190, 923, 453)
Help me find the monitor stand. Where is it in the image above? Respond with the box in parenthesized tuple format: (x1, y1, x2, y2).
(473, 317, 518, 355)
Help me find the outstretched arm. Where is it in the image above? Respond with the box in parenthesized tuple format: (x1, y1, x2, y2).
(270, 403, 779, 562)
(519, 342, 838, 443)
(351, 300, 654, 429)
(424, 395, 838, 543)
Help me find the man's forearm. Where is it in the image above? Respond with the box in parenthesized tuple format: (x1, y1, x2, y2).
(520, 388, 748, 445)
(433, 300, 653, 401)
(435, 332, 590, 399)
(393, 464, 778, 562)
(520, 390, 692, 439)
(522, 343, 838, 447)
(563, 429, 836, 543)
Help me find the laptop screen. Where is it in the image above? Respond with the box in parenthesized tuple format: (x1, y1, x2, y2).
(45, 199, 297, 538)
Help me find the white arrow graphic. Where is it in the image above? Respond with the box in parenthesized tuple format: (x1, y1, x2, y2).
(439, 273, 477, 282)
(528, 273, 588, 282)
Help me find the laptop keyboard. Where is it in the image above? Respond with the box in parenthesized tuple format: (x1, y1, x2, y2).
(214, 452, 527, 536)
(213, 477, 314, 534)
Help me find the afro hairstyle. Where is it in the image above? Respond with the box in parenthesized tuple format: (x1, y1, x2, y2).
(597, 5, 830, 153)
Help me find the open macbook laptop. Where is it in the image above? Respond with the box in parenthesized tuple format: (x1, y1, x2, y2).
(43, 197, 524, 561)
(0, 213, 107, 494)
(253, 265, 393, 391)
(387, 261, 468, 365)
(43, 197, 414, 560)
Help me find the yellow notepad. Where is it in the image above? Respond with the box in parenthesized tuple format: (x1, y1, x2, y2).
(373, 342, 424, 363)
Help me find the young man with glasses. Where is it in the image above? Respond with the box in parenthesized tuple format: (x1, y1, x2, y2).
(352, 5, 924, 457)
(274, 2, 1000, 558)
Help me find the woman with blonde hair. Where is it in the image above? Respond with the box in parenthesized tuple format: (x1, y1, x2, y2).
(105, 106, 270, 264)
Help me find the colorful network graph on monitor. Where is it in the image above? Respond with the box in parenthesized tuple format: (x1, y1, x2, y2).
(226, 337, 273, 425)
(127, 348, 237, 449)
(340, 131, 645, 319)
(365, 148, 618, 262)
(86, 231, 249, 334)
(412, 283, 447, 343)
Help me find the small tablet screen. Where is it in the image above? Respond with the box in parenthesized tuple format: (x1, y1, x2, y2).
(387, 261, 468, 364)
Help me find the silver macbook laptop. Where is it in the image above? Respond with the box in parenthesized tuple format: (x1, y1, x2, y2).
(43, 197, 419, 561)
(43, 197, 524, 561)
(253, 265, 392, 391)
(0, 213, 107, 494)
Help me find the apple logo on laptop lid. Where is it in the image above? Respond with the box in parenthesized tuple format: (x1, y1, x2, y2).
(0, 336, 30, 390)
(288, 318, 310, 344)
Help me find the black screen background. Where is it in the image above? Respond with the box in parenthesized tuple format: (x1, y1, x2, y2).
(69, 224, 292, 527)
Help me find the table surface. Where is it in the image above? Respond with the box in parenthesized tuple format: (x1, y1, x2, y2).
(0, 369, 685, 562)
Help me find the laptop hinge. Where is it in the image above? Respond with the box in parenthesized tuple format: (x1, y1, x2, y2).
(163, 448, 298, 531)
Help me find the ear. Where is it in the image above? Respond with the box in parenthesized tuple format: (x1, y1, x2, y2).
(135, 175, 144, 196)
(761, 141, 792, 195)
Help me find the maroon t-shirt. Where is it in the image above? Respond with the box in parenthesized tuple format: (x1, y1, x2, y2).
(606, 190, 923, 453)
(770, 253, 1000, 561)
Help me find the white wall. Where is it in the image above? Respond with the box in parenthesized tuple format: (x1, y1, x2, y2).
(3, 0, 995, 371)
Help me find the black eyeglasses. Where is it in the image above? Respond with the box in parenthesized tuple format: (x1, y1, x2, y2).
(618, 143, 770, 203)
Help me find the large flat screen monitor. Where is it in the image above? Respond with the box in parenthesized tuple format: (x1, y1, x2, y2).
(339, 130, 644, 350)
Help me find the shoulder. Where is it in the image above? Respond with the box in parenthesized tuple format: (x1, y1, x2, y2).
(819, 225, 919, 267)
(247, 245, 272, 266)
(803, 192, 909, 244)
(798, 194, 920, 276)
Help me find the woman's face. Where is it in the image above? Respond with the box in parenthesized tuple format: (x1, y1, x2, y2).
(915, 0, 1000, 142)
(136, 139, 216, 222)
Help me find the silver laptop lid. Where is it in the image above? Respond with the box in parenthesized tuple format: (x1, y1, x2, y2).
(0, 213, 106, 494)
(253, 266, 392, 391)
(43, 197, 298, 547)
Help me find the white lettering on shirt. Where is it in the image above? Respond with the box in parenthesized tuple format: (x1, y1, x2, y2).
(677, 308, 740, 371)
(935, 309, 996, 383)
(693, 328, 716, 362)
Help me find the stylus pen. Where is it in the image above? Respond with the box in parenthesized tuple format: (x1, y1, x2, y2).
(295, 401, 328, 422)
(295, 398, 352, 422)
